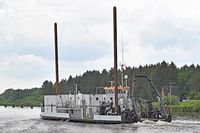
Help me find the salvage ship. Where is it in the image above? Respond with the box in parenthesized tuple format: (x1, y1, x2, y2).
(40, 7, 172, 124)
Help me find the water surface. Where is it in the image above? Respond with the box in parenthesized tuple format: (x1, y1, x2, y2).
(0, 106, 200, 133)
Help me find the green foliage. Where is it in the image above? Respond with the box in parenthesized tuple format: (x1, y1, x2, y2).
(0, 87, 42, 106)
(163, 95, 179, 105)
(152, 102, 159, 108)
(1, 61, 200, 106)
(177, 64, 198, 99)
(171, 100, 200, 111)
(189, 92, 200, 100)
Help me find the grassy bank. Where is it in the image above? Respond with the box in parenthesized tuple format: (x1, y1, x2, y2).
(171, 100, 200, 112)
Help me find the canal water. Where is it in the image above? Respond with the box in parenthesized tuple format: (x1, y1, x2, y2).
(0, 106, 200, 133)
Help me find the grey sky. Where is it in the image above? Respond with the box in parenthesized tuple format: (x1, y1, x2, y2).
(0, 0, 200, 93)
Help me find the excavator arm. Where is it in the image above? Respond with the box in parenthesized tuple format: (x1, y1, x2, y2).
(134, 74, 167, 117)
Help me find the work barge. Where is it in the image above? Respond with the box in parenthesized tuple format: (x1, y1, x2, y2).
(40, 7, 172, 124)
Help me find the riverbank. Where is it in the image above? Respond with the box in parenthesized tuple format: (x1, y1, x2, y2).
(170, 100, 200, 113)
(0, 95, 42, 107)
(171, 112, 200, 120)
(153, 100, 200, 113)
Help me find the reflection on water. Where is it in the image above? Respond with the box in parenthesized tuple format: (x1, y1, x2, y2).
(0, 106, 200, 133)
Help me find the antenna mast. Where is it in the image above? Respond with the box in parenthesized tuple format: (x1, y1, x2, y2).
(121, 32, 124, 88)
(121, 32, 124, 66)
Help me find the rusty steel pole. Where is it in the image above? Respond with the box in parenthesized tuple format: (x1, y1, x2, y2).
(113, 6, 119, 113)
(54, 23, 60, 96)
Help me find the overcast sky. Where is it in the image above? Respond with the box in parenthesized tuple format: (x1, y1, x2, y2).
(0, 0, 200, 93)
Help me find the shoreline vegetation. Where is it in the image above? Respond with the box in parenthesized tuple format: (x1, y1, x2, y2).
(170, 100, 200, 113)
(0, 95, 42, 107)
(1, 61, 200, 114)
(153, 97, 200, 114)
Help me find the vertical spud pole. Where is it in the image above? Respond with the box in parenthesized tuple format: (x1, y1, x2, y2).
(113, 7, 119, 114)
(54, 23, 60, 96)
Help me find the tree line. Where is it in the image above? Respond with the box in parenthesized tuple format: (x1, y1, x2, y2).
(1, 61, 200, 106)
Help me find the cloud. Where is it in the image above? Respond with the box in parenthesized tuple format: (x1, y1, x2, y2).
(140, 19, 200, 49)
(0, 54, 54, 93)
(1, 0, 200, 92)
